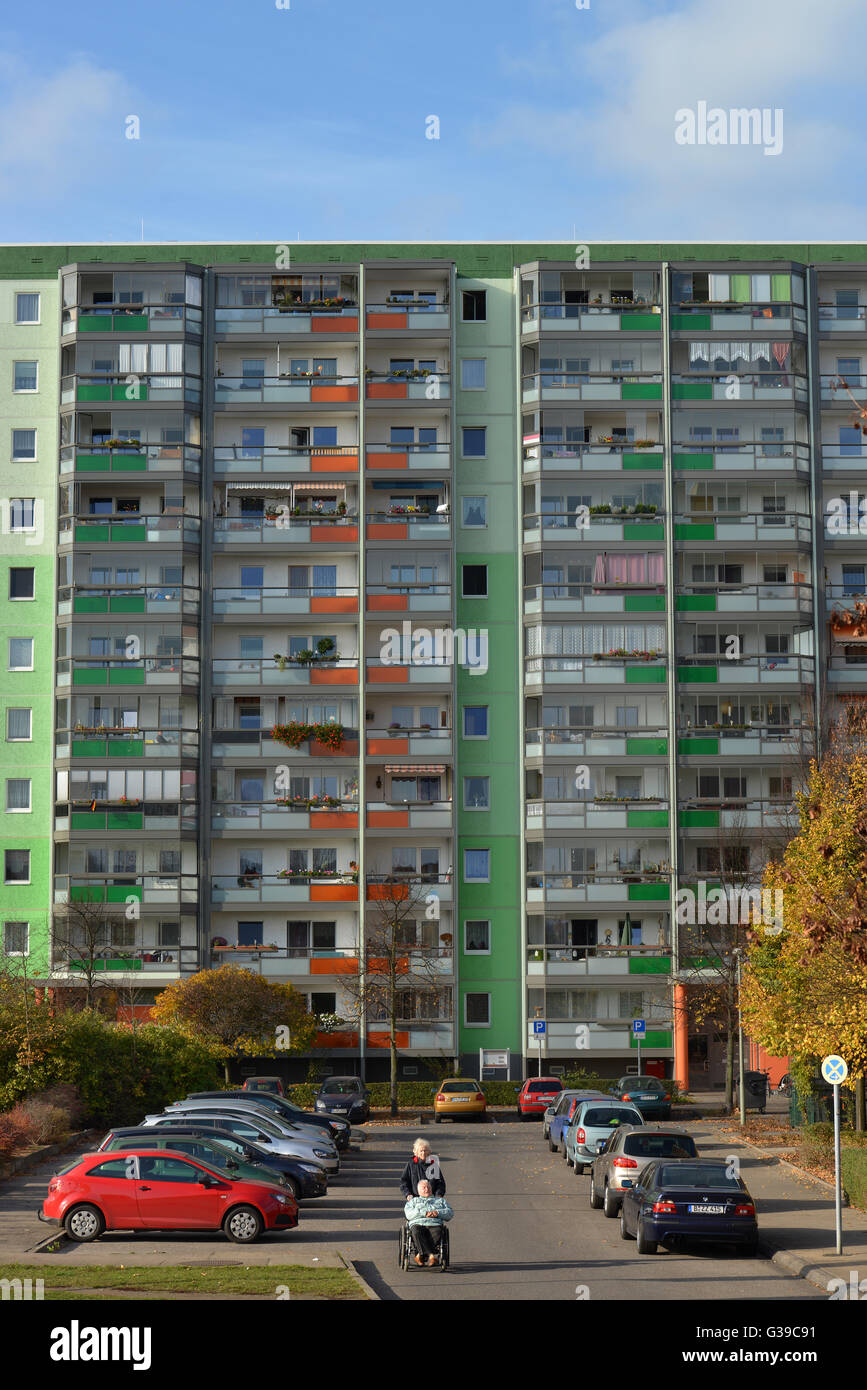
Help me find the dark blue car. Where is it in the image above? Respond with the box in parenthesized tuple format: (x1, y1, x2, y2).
(619, 1158, 758, 1255)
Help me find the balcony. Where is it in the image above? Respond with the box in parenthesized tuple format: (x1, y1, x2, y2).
(676, 656, 814, 687)
(212, 873, 359, 905)
(213, 445, 359, 476)
(368, 1021, 455, 1051)
(57, 657, 200, 690)
(62, 303, 200, 336)
(62, 373, 200, 406)
(212, 657, 358, 690)
(213, 586, 359, 617)
(365, 372, 450, 402)
(59, 584, 200, 618)
(677, 727, 810, 757)
(522, 302, 662, 333)
(522, 441, 664, 474)
(52, 941, 199, 979)
(365, 512, 451, 543)
(523, 509, 664, 544)
(669, 301, 805, 334)
(366, 582, 451, 617)
(212, 800, 359, 832)
(366, 301, 449, 331)
(215, 303, 359, 335)
(365, 658, 453, 687)
(670, 443, 810, 474)
(829, 654, 867, 682)
(213, 515, 359, 547)
(56, 802, 198, 834)
(366, 800, 452, 831)
(677, 797, 795, 831)
(526, 797, 669, 832)
(675, 582, 812, 617)
(524, 583, 665, 617)
(365, 443, 451, 471)
(211, 728, 359, 759)
(59, 515, 201, 547)
(525, 655, 667, 688)
(366, 728, 452, 757)
(208, 944, 359, 981)
(61, 444, 202, 476)
(822, 444, 867, 472)
(674, 513, 811, 544)
(671, 372, 808, 403)
(526, 944, 672, 977)
(366, 874, 452, 904)
(57, 727, 199, 759)
(54, 874, 198, 907)
(524, 727, 668, 758)
(215, 374, 358, 404)
(523, 372, 663, 404)
(525, 874, 671, 906)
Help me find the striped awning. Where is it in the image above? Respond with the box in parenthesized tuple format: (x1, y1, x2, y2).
(384, 764, 446, 773)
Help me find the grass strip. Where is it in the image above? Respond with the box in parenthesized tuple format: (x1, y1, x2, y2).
(0, 1263, 364, 1298)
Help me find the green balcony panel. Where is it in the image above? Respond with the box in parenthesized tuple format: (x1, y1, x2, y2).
(110, 525, 147, 543)
(624, 594, 665, 612)
(672, 382, 712, 400)
(679, 809, 720, 827)
(107, 811, 143, 830)
(671, 313, 711, 331)
(628, 314, 661, 331)
(628, 882, 670, 901)
(106, 740, 143, 757)
(77, 314, 113, 332)
(71, 739, 108, 757)
(109, 596, 145, 613)
(113, 314, 148, 331)
(677, 737, 719, 755)
(76, 524, 110, 543)
(678, 666, 717, 683)
(630, 1030, 672, 1049)
(675, 523, 715, 541)
(112, 384, 148, 401)
(70, 811, 105, 830)
(70, 885, 106, 903)
(109, 667, 145, 685)
(627, 810, 669, 828)
(622, 453, 663, 471)
(629, 955, 672, 974)
(622, 383, 662, 400)
(111, 456, 147, 471)
(682, 955, 724, 970)
(623, 523, 664, 541)
(626, 738, 668, 756)
(77, 384, 112, 401)
(73, 596, 109, 614)
(677, 594, 716, 611)
(625, 667, 666, 684)
(107, 884, 142, 904)
(75, 454, 110, 471)
(73, 669, 107, 685)
(673, 453, 713, 470)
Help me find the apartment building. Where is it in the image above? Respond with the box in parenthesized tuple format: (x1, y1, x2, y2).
(0, 241, 862, 1087)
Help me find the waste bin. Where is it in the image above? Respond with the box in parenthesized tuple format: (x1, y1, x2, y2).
(740, 1070, 768, 1113)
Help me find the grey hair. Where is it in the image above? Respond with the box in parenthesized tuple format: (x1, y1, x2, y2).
(413, 1137, 431, 1156)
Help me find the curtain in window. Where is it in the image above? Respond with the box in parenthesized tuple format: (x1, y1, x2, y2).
(730, 275, 751, 303)
(312, 565, 337, 597)
(6, 780, 29, 809)
(150, 342, 183, 388)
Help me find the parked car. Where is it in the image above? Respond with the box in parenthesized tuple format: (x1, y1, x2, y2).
(242, 1076, 285, 1096)
(185, 1090, 350, 1149)
(167, 1097, 329, 1145)
(516, 1077, 564, 1120)
(40, 1150, 298, 1244)
(142, 1109, 339, 1173)
(547, 1090, 608, 1153)
(564, 1100, 644, 1174)
(314, 1077, 370, 1124)
(590, 1126, 698, 1217)
(434, 1079, 487, 1123)
(609, 1075, 671, 1120)
(619, 1158, 759, 1255)
(101, 1122, 327, 1200)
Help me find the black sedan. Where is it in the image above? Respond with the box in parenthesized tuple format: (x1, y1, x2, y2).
(185, 1090, 350, 1150)
(314, 1076, 370, 1124)
(619, 1158, 758, 1255)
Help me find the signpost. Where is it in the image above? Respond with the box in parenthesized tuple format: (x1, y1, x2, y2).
(632, 1018, 646, 1073)
(533, 1019, 546, 1077)
(821, 1053, 849, 1255)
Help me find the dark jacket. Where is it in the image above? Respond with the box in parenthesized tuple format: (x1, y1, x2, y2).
(399, 1155, 446, 1197)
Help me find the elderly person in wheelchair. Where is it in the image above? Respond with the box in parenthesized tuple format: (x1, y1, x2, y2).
(403, 1179, 454, 1267)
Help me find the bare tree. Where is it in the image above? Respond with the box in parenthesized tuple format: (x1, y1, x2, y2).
(49, 898, 123, 1011)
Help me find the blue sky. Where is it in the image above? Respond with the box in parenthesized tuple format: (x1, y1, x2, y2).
(0, 0, 863, 243)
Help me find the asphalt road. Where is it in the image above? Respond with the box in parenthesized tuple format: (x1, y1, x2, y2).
(327, 1119, 824, 1301)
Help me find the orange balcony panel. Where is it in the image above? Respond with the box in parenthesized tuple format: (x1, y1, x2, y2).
(311, 884, 358, 902)
(312, 316, 358, 333)
(367, 882, 409, 901)
(367, 522, 406, 542)
(310, 523, 358, 543)
(367, 451, 407, 470)
(310, 665, 359, 685)
(367, 736, 408, 755)
(310, 957, 358, 976)
(118, 1004, 155, 1023)
(311, 384, 358, 403)
(311, 595, 358, 614)
(367, 1029, 410, 1049)
(313, 811, 358, 829)
(314, 1030, 358, 1048)
(368, 382, 407, 400)
(367, 810, 409, 829)
(312, 452, 358, 473)
(368, 956, 409, 974)
(367, 593, 407, 611)
(309, 737, 359, 757)
(367, 311, 407, 330)
(367, 665, 408, 683)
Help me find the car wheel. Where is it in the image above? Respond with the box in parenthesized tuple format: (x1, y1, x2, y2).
(565, 1149, 573, 1168)
(738, 1241, 758, 1257)
(636, 1218, 658, 1255)
(434, 1115, 441, 1124)
(620, 1209, 633, 1241)
(603, 1184, 619, 1219)
(574, 1161, 585, 1177)
(589, 1173, 603, 1209)
(64, 1203, 105, 1243)
(283, 1177, 301, 1201)
(224, 1205, 264, 1244)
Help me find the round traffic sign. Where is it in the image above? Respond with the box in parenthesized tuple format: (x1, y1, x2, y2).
(821, 1054, 849, 1085)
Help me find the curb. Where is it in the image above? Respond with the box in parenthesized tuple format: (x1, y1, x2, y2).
(338, 1252, 380, 1300)
(761, 1242, 839, 1294)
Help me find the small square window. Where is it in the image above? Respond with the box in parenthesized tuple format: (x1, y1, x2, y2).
(461, 359, 486, 389)
(463, 776, 490, 809)
(13, 362, 38, 392)
(462, 427, 486, 459)
(464, 848, 490, 882)
(464, 992, 490, 1025)
(8, 638, 33, 671)
(6, 708, 31, 741)
(461, 290, 487, 322)
(10, 500, 35, 532)
(12, 430, 36, 461)
(464, 920, 490, 953)
(15, 293, 40, 325)
(4, 850, 30, 884)
(6, 779, 31, 812)
(462, 564, 488, 598)
(8, 569, 34, 600)
(3, 921, 28, 955)
(461, 496, 487, 528)
(463, 706, 488, 739)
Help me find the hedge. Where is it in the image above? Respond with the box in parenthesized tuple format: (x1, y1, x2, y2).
(280, 1080, 524, 1109)
(799, 1122, 867, 1210)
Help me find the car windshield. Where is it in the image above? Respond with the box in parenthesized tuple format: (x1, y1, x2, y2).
(582, 1108, 639, 1126)
(623, 1134, 696, 1158)
(190, 1111, 282, 1137)
(618, 1078, 664, 1093)
(322, 1081, 361, 1094)
(441, 1082, 480, 1093)
(656, 1164, 741, 1188)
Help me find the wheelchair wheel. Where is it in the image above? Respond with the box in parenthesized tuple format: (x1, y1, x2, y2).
(397, 1225, 408, 1271)
(439, 1226, 450, 1271)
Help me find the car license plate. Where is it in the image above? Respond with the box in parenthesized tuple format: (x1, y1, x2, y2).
(332, 1107, 348, 1112)
(452, 1097, 470, 1103)
(688, 1204, 726, 1214)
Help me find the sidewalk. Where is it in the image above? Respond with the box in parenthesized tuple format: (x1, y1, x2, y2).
(689, 1120, 867, 1293)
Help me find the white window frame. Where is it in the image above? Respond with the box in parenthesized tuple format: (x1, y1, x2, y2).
(15, 293, 40, 325)
(5, 779, 31, 813)
(461, 564, 488, 599)
(463, 705, 489, 740)
(464, 919, 491, 955)
(4, 850, 30, 885)
(463, 775, 490, 810)
(464, 991, 491, 1027)
(10, 500, 36, 532)
(7, 638, 34, 671)
(463, 848, 491, 883)
(461, 426, 487, 460)
(460, 290, 487, 323)
(461, 496, 487, 529)
(3, 921, 29, 956)
(12, 361, 38, 393)
(8, 568, 35, 602)
(11, 429, 37, 462)
(460, 358, 486, 390)
(6, 708, 32, 742)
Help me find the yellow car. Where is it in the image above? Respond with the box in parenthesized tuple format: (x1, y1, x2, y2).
(434, 1079, 487, 1123)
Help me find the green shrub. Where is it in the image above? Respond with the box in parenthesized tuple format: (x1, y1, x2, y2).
(842, 1148, 867, 1211)
(562, 1071, 609, 1093)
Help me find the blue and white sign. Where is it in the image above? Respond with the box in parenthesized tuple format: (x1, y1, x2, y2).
(821, 1054, 849, 1085)
(533, 1020, 546, 1036)
(632, 1019, 646, 1037)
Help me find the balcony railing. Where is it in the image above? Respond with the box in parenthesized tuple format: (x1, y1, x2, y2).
(522, 442, 664, 472)
(673, 512, 811, 543)
(365, 443, 451, 470)
(52, 942, 199, 974)
(212, 657, 358, 687)
(366, 582, 452, 613)
(56, 657, 200, 688)
(54, 874, 199, 905)
(526, 797, 669, 829)
(523, 509, 664, 538)
(525, 725, 669, 749)
(678, 797, 795, 828)
(523, 583, 665, 615)
(56, 802, 198, 833)
(818, 305, 867, 328)
(367, 799, 452, 829)
(669, 442, 810, 473)
(213, 444, 359, 475)
(526, 944, 672, 970)
(522, 302, 662, 330)
(675, 655, 815, 684)
(59, 515, 201, 545)
(63, 303, 201, 335)
(212, 874, 360, 904)
(671, 372, 808, 402)
(60, 444, 202, 475)
(525, 655, 667, 685)
(523, 372, 663, 402)
(676, 582, 813, 614)
(212, 801, 358, 831)
(57, 727, 199, 757)
(214, 304, 359, 333)
(525, 873, 671, 903)
(62, 373, 201, 405)
(214, 374, 358, 403)
(213, 515, 359, 545)
(366, 728, 451, 756)
(213, 586, 359, 615)
(211, 728, 359, 756)
(58, 584, 200, 618)
(671, 301, 805, 332)
(365, 373, 450, 401)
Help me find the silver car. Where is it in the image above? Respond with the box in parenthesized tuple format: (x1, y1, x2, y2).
(141, 1108, 339, 1173)
(166, 1097, 326, 1144)
(564, 1100, 644, 1174)
(590, 1125, 698, 1217)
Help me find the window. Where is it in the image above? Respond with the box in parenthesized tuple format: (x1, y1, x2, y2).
(839, 426, 862, 458)
(13, 362, 37, 392)
(15, 293, 39, 324)
(461, 358, 486, 390)
(464, 849, 490, 882)
(311, 991, 337, 1015)
(3, 921, 28, 955)
(461, 290, 487, 322)
(8, 639, 33, 671)
(463, 776, 490, 809)
(6, 708, 31, 741)
(461, 427, 486, 458)
(462, 564, 488, 597)
(4, 850, 29, 884)
(463, 706, 488, 739)
(10, 500, 35, 531)
(6, 779, 30, 812)
(842, 565, 866, 597)
(464, 920, 490, 953)
(8, 569, 34, 601)
(11, 430, 36, 462)
(461, 496, 487, 528)
(237, 920, 264, 946)
(465, 992, 490, 1025)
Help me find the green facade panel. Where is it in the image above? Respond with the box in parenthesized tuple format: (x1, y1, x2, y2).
(622, 453, 663, 470)
(679, 810, 721, 827)
(630, 1031, 672, 1049)
(624, 594, 665, 612)
(625, 738, 668, 756)
(629, 955, 672, 974)
(625, 666, 666, 683)
(626, 810, 669, 828)
(677, 737, 719, 755)
(678, 666, 717, 683)
(675, 523, 715, 541)
(677, 595, 716, 611)
(627, 883, 670, 902)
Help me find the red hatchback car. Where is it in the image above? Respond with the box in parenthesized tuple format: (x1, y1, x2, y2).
(40, 1150, 299, 1244)
(517, 1077, 564, 1119)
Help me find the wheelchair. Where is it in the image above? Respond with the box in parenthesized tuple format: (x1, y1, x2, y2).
(397, 1220, 450, 1272)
